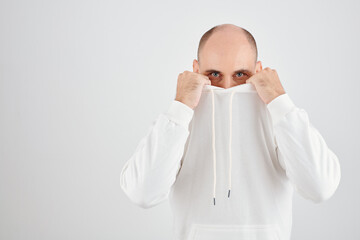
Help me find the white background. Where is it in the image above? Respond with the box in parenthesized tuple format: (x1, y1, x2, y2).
(0, 0, 359, 239)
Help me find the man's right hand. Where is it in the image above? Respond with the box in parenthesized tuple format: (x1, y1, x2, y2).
(175, 71, 212, 110)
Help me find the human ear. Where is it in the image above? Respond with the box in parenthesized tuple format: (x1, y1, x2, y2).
(255, 61, 262, 73)
(193, 59, 200, 73)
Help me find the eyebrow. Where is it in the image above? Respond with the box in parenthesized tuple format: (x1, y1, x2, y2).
(203, 69, 252, 75)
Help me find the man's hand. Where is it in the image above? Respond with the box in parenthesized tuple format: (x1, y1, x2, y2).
(175, 71, 211, 110)
(246, 67, 286, 104)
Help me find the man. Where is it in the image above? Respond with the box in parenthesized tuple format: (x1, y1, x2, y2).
(120, 23, 341, 240)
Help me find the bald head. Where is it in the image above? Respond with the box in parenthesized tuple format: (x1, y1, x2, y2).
(197, 24, 258, 65)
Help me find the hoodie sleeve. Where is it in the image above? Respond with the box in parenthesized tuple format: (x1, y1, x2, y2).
(120, 100, 194, 209)
(266, 93, 341, 204)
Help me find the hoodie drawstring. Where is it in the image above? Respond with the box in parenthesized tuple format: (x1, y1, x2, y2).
(210, 89, 236, 206)
(210, 89, 217, 206)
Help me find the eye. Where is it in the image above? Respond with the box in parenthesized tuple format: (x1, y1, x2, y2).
(211, 72, 220, 77)
(236, 72, 245, 77)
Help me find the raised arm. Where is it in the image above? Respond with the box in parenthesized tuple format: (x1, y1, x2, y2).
(120, 71, 211, 209)
(267, 93, 341, 203)
(120, 100, 194, 209)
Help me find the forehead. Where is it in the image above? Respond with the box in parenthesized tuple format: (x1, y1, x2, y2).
(200, 32, 255, 71)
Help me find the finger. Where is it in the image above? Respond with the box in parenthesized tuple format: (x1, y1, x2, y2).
(246, 72, 258, 84)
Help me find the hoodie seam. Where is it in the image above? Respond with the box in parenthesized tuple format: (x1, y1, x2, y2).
(266, 93, 296, 127)
(164, 100, 194, 129)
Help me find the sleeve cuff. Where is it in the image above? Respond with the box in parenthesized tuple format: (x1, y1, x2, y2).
(164, 100, 194, 128)
(267, 93, 296, 126)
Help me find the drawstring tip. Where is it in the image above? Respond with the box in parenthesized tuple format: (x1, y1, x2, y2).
(213, 197, 216, 205)
(228, 189, 231, 198)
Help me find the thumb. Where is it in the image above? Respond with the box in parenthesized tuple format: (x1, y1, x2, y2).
(246, 74, 255, 84)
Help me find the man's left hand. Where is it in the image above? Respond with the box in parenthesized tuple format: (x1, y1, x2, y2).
(246, 67, 286, 104)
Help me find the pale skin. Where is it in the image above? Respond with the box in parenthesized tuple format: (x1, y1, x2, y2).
(175, 24, 286, 109)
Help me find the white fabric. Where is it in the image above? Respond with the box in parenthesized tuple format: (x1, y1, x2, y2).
(120, 83, 341, 240)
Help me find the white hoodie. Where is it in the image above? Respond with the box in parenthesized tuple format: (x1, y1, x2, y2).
(120, 83, 341, 240)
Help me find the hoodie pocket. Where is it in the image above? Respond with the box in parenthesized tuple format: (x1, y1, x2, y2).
(187, 223, 280, 240)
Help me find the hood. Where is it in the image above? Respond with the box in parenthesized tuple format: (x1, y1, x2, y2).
(193, 83, 268, 206)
